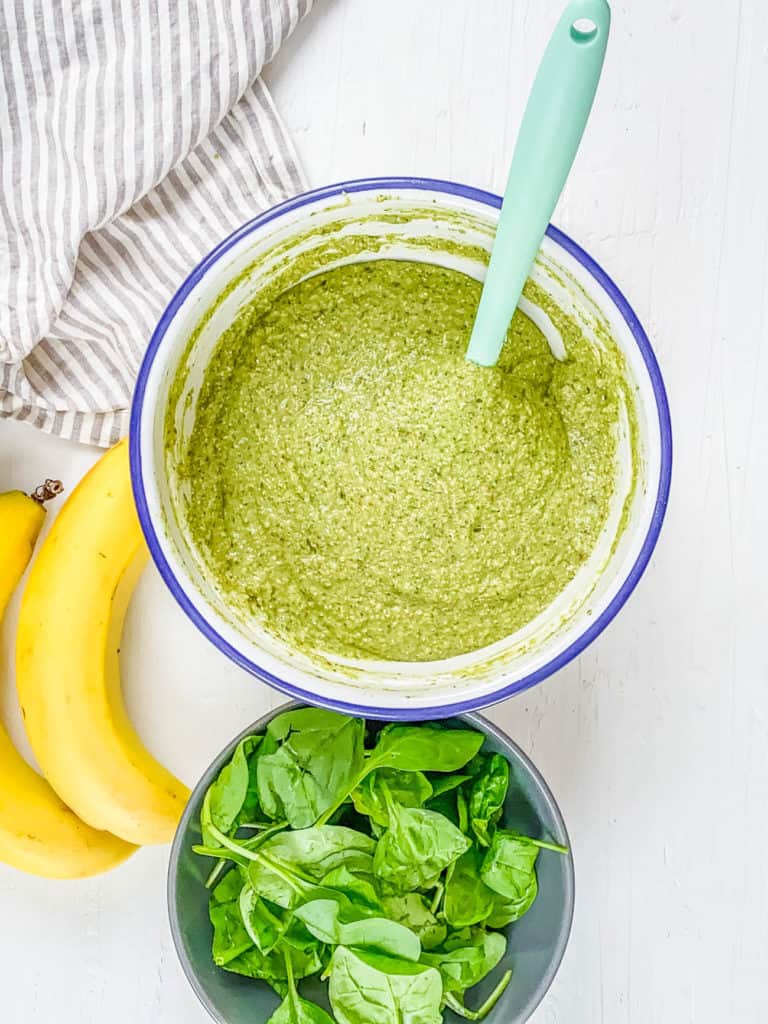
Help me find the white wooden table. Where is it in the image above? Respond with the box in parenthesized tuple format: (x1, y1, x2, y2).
(2, 1, 767, 1020)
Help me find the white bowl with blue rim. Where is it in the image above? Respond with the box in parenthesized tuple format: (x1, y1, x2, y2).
(129, 177, 672, 719)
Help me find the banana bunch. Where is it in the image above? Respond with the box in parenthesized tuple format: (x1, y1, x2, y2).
(1, 440, 189, 879)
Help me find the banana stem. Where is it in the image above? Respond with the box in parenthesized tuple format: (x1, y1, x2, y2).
(30, 480, 63, 504)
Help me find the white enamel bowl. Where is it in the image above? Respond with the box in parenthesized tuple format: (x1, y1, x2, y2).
(129, 177, 672, 719)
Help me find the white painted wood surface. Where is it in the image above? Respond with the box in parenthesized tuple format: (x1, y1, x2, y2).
(2, 1, 767, 1020)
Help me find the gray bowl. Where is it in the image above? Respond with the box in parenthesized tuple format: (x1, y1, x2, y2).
(168, 704, 575, 1023)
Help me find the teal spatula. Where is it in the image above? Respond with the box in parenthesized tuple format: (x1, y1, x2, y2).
(466, 0, 611, 366)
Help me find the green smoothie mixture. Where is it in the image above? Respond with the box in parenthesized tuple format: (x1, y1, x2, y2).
(179, 259, 625, 662)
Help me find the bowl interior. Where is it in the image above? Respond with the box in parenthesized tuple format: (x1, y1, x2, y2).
(168, 706, 575, 1024)
(132, 179, 669, 716)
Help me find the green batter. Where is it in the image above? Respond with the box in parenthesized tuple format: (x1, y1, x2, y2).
(181, 260, 623, 662)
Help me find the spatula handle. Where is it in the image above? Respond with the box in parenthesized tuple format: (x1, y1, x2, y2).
(466, 0, 611, 366)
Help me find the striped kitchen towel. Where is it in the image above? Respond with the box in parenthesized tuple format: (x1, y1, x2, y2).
(0, 0, 312, 446)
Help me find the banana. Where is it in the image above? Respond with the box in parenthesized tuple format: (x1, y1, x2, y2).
(0, 481, 135, 878)
(16, 440, 190, 846)
(0, 485, 51, 616)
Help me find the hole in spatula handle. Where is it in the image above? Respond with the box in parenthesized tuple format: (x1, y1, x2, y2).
(570, 18, 599, 42)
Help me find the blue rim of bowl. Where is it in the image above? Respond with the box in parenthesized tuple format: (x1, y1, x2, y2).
(129, 176, 673, 720)
(167, 702, 575, 1024)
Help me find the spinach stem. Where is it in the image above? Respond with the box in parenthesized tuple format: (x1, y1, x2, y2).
(202, 822, 289, 883)
(256, 851, 309, 894)
(284, 946, 299, 1013)
(443, 969, 512, 1021)
(429, 882, 444, 916)
(192, 844, 249, 868)
(529, 837, 569, 854)
(205, 858, 228, 889)
(208, 823, 265, 861)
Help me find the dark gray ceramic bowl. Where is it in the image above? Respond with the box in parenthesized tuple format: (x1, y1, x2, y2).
(168, 703, 575, 1023)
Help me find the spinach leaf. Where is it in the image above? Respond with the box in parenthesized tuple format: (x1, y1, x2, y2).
(209, 870, 253, 966)
(260, 826, 376, 881)
(247, 857, 335, 911)
(381, 893, 447, 951)
(220, 948, 282, 985)
(443, 847, 495, 927)
(266, 947, 336, 1024)
(258, 709, 366, 828)
(442, 968, 513, 1021)
(483, 892, 524, 929)
(239, 752, 267, 827)
(424, 790, 459, 827)
(352, 768, 433, 826)
(211, 865, 245, 901)
(422, 930, 506, 992)
(320, 866, 383, 913)
(368, 724, 484, 774)
(267, 992, 334, 1024)
(239, 885, 288, 954)
(481, 823, 573, 913)
(457, 790, 469, 834)
(373, 789, 470, 894)
(295, 898, 421, 961)
(225, 937, 324, 987)
(208, 868, 323, 987)
(245, 827, 374, 911)
(199, 734, 269, 888)
(203, 735, 263, 840)
(428, 773, 471, 798)
(329, 947, 443, 1024)
(315, 723, 484, 827)
(467, 754, 509, 848)
(479, 830, 540, 918)
(421, 946, 483, 993)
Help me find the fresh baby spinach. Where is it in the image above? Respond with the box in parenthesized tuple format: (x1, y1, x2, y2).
(203, 735, 262, 837)
(466, 754, 509, 848)
(421, 930, 506, 993)
(318, 866, 382, 913)
(443, 847, 496, 928)
(200, 734, 271, 887)
(240, 884, 288, 954)
(480, 830, 540, 918)
(367, 724, 484, 774)
(258, 826, 376, 881)
(373, 785, 470, 894)
(456, 791, 469, 835)
(226, 937, 324, 991)
(428, 774, 472, 799)
(352, 768, 433, 826)
(209, 870, 254, 966)
(315, 722, 483, 828)
(381, 893, 447, 951)
(479, 829, 566, 920)
(266, 949, 336, 1024)
(193, 710, 568, 1024)
(210, 874, 324, 991)
(328, 947, 443, 1024)
(257, 709, 366, 828)
(295, 898, 421, 962)
(442, 969, 514, 1022)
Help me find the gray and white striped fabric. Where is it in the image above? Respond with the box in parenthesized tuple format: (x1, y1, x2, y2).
(0, 0, 312, 446)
